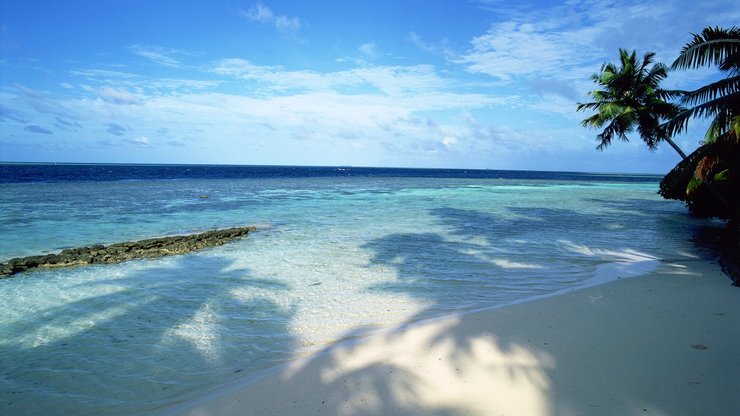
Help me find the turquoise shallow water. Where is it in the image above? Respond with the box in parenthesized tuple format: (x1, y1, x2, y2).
(0, 174, 699, 415)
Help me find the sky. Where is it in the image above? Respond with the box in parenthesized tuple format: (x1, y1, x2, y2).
(0, 0, 737, 173)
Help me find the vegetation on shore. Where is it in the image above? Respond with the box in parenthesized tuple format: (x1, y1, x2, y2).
(577, 26, 739, 283)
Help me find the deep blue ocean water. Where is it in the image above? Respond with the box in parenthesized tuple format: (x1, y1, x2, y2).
(0, 163, 661, 183)
(0, 164, 700, 415)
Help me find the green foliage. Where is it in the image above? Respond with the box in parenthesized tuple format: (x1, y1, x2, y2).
(577, 49, 684, 153)
(671, 27, 740, 72)
(583, 26, 740, 218)
(665, 27, 740, 141)
(713, 169, 730, 182)
(686, 176, 703, 198)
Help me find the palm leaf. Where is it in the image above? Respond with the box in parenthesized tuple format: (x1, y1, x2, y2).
(655, 89, 687, 101)
(680, 76, 740, 107)
(671, 26, 740, 70)
(686, 175, 703, 198)
(664, 93, 740, 137)
(713, 169, 730, 181)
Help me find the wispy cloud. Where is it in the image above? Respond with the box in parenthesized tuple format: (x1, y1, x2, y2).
(459, 20, 602, 82)
(128, 45, 183, 67)
(240, 2, 301, 34)
(96, 86, 143, 105)
(71, 67, 221, 94)
(358, 42, 379, 59)
(54, 116, 81, 130)
(71, 68, 141, 80)
(13, 84, 77, 119)
(0, 103, 27, 123)
(126, 136, 150, 147)
(459, 0, 739, 88)
(209, 59, 461, 97)
(408, 32, 455, 59)
(106, 123, 128, 136)
(25, 124, 53, 135)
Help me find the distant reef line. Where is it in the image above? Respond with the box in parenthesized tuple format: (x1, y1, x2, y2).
(0, 226, 257, 278)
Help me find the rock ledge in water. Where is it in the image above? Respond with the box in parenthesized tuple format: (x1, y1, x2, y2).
(0, 226, 257, 278)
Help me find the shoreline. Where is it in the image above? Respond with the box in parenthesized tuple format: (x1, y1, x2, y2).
(161, 255, 739, 416)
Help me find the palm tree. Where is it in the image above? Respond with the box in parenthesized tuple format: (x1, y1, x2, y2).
(577, 48, 687, 158)
(665, 26, 740, 142)
(659, 26, 739, 218)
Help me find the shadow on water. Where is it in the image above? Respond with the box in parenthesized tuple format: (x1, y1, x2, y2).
(205, 201, 729, 416)
(3, 197, 729, 416)
(0, 254, 297, 416)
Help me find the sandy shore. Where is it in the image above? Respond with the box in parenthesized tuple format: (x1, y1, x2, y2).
(163, 256, 739, 416)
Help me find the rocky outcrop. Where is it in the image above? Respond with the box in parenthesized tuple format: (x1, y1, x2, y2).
(0, 226, 257, 278)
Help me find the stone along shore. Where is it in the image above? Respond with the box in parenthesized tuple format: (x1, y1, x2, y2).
(0, 226, 257, 277)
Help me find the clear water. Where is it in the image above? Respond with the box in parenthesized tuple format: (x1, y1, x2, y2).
(0, 169, 699, 415)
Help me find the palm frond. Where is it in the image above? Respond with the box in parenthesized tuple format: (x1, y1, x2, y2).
(600, 102, 628, 119)
(655, 89, 687, 101)
(680, 76, 740, 107)
(671, 26, 740, 70)
(683, 94, 738, 121)
(636, 114, 661, 149)
(664, 94, 739, 137)
(595, 112, 635, 150)
(720, 50, 740, 73)
(576, 101, 601, 112)
(581, 113, 608, 128)
(662, 108, 694, 138)
(649, 100, 684, 119)
(704, 119, 722, 144)
(644, 62, 669, 88)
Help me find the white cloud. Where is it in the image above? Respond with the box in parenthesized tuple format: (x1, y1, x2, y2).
(240, 2, 301, 33)
(358, 42, 378, 58)
(209, 59, 464, 97)
(459, 0, 738, 91)
(453, 0, 740, 129)
(244, 2, 273, 22)
(129, 136, 150, 147)
(442, 135, 458, 149)
(274, 15, 301, 33)
(408, 32, 455, 58)
(460, 20, 601, 82)
(71, 68, 141, 80)
(129, 45, 183, 67)
(98, 86, 142, 105)
(71, 67, 221, 94)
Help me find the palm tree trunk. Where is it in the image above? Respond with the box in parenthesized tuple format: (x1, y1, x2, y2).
(664, 136, 688, 159)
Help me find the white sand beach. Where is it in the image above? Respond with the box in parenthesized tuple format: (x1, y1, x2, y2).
(163, 255, 740, 416)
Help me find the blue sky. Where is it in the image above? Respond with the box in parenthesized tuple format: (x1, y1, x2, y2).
(1, 0, 737, 173)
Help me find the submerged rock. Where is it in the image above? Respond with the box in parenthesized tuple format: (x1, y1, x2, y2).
(0, 226, 257, 278)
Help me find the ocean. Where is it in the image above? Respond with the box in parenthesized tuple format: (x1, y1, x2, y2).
(0, 164, 700, 415)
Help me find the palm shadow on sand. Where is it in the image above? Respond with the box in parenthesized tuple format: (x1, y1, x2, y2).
(202, 203, 725, 416)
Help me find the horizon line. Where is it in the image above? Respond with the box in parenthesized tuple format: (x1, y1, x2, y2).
(0, 161, 664, 177)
